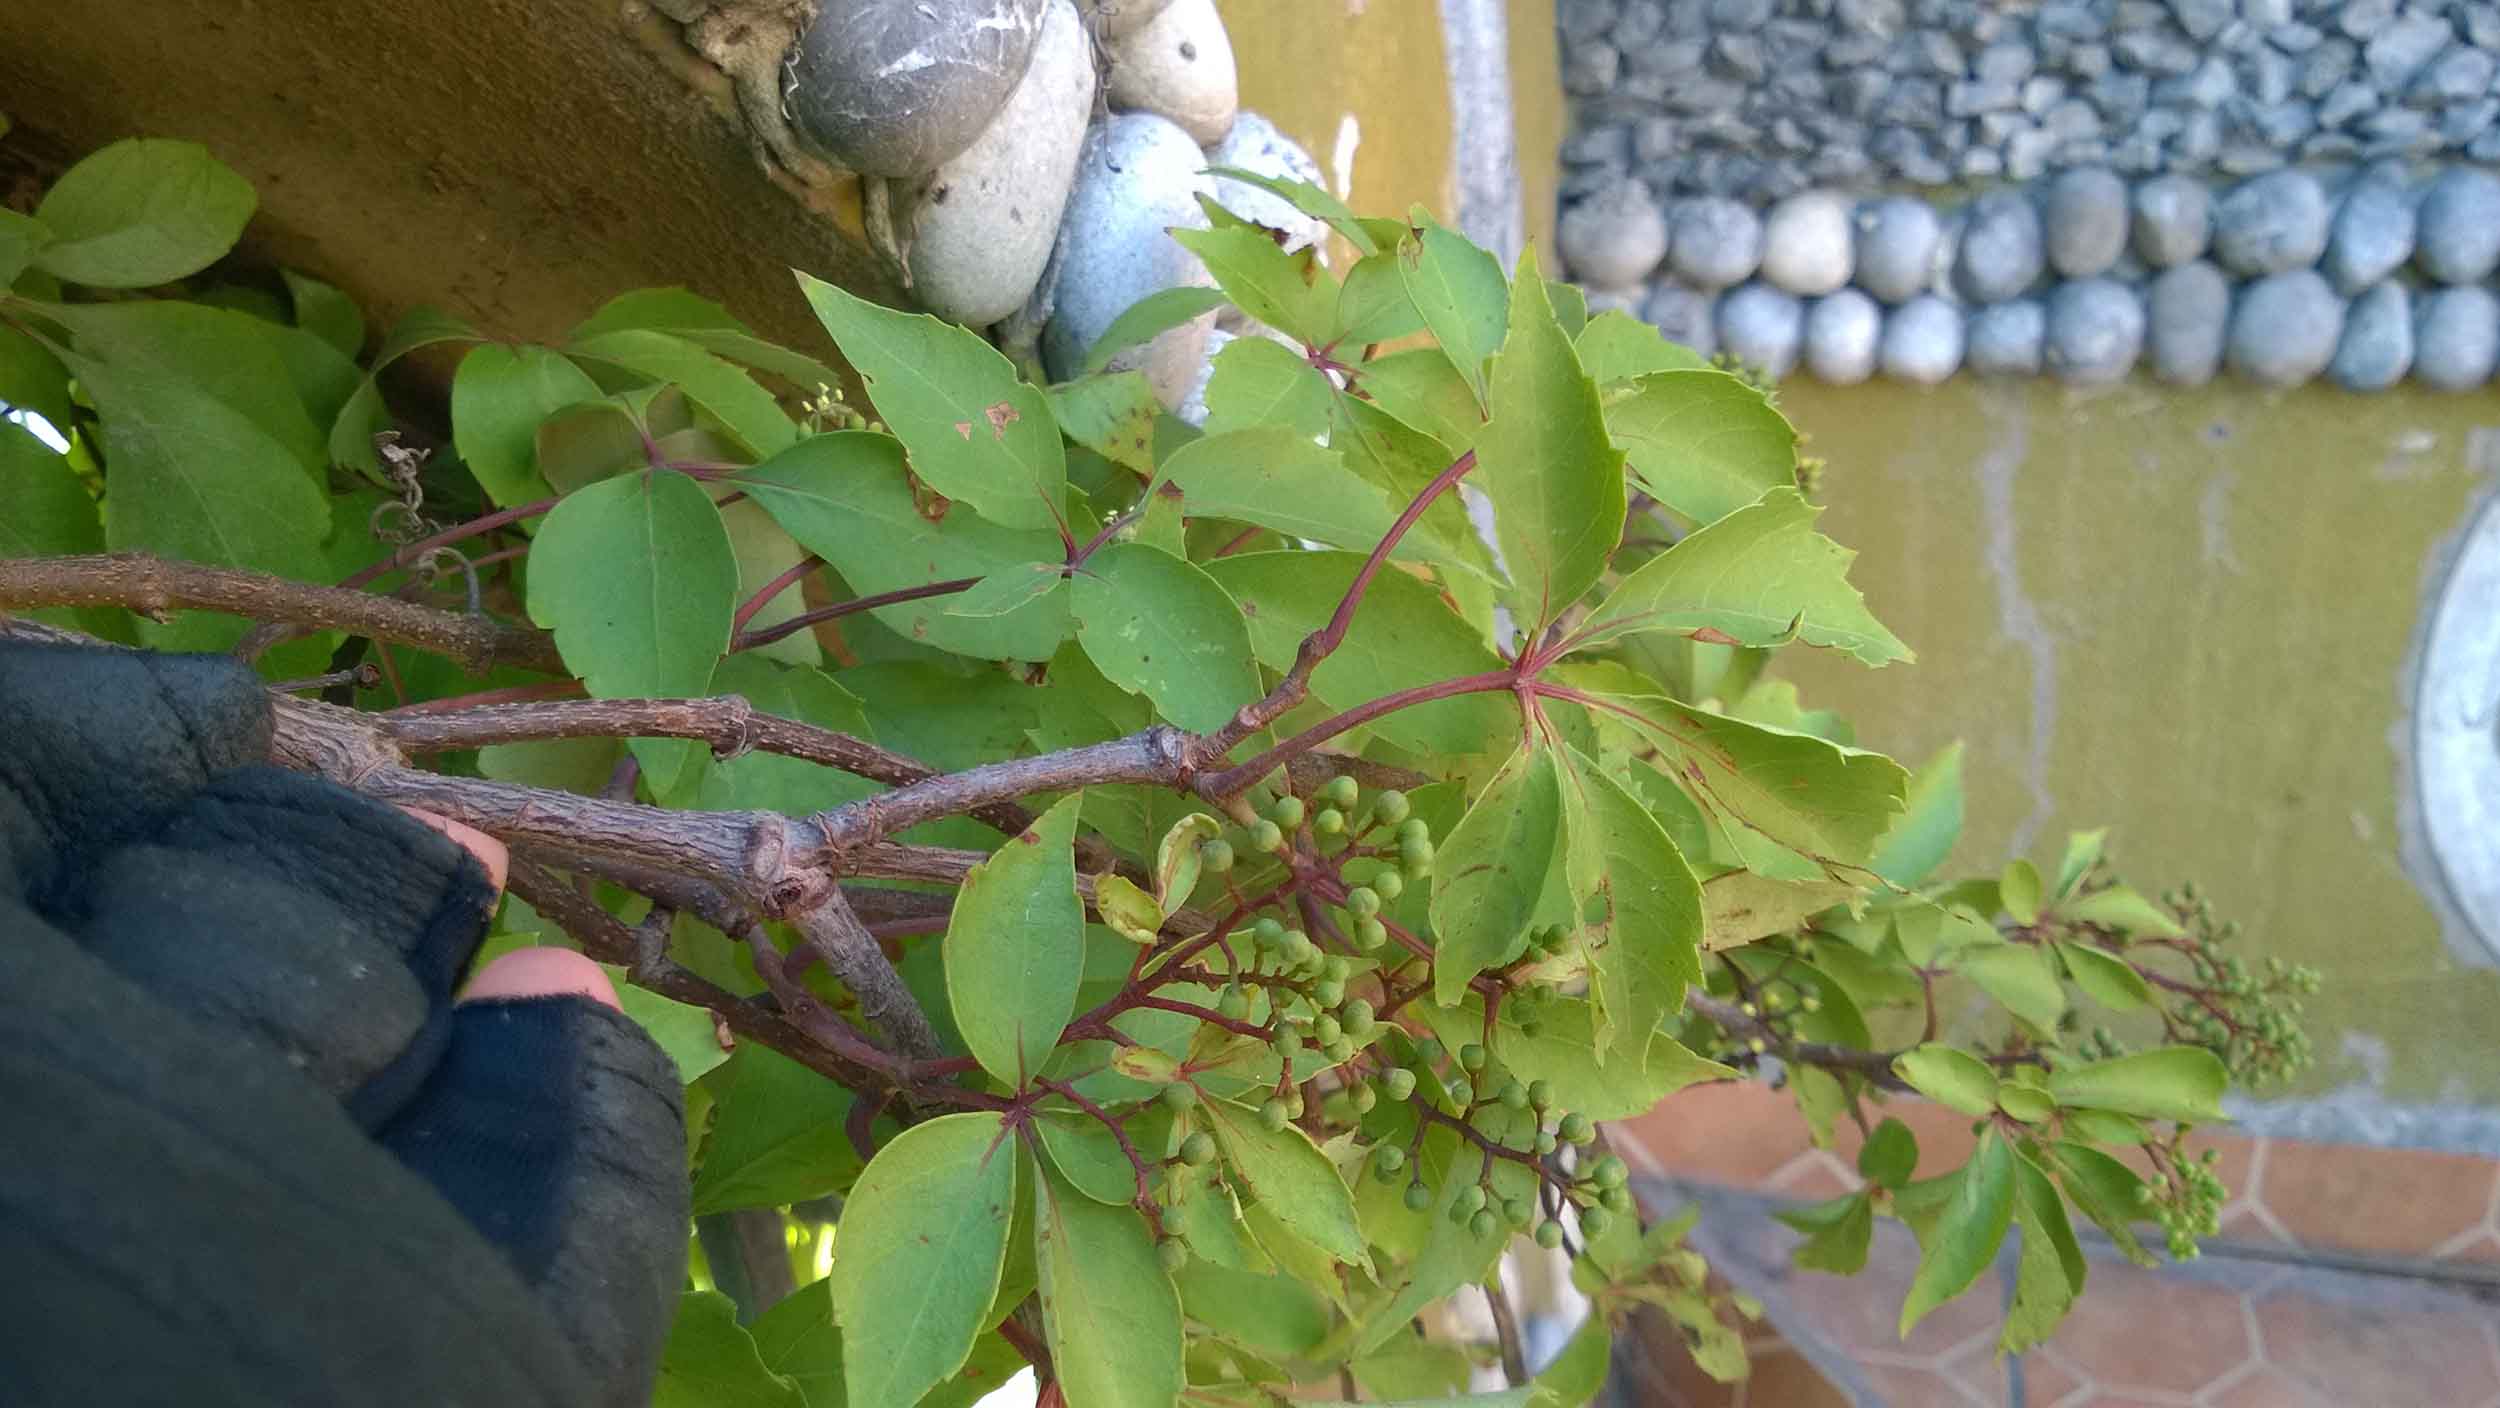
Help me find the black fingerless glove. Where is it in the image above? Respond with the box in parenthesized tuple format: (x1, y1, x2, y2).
(0, 644, 688, 1406)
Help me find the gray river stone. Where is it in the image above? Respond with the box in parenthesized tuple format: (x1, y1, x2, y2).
(2213, 169, 2331, 274)
(1855, 196, 1944, 303)
(1955, 190, 2046, 302)
(2043, 166, 2131, 276)
(1803, 288, 1884, 382)
(2132, 174, 2213, 267)
(2329, 281, 2413, 390)
(1967, 298, 2048, 375)
(1718, 282, 1806, 377)
(2147, 259, 2232, 385)
(2323, 173, 2417, 292)
(2227, 269, 2345, 386)
(1561, 177, 1672, 288)
(2416, 167, 2500, 284)
(1042, 113, 1218, 406)
(789, 0, 1049, 176)
(2414, 285, 2500, 389)
(1670, 196, 1767, 288)
(2045, 277, 2145, 384)
(1761, 191, 1857, 295)
(1881, 294, 1966, 383)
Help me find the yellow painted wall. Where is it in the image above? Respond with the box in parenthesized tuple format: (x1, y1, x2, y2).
(1775, 379, 2500, 1102)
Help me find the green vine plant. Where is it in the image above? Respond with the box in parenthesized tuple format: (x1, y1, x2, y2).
(0, 138, 2317, 1406)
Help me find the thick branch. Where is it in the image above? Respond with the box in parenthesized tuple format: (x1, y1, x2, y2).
(788, 891, 944, 1063)
(1684, 991, 1911, 1092)
(814, 729, 1187, 851)
(0, 553, 563, 675)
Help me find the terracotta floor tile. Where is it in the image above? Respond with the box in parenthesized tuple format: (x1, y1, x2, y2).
(2198, 1134, 2263, 1210)
(1942, 1336, 2015, 1403)
(2216, 1204, 2295, 1248)
(2253, 1289, 2500, 1408)
(2025, 1347, 2092, 1408)
(1858, 1361, 1990, 1406)
(1612, 1082, 1811, 1188)
(2436, 1228, 2500, 1263)
(1829, 1094, 1985, 1182)
(2253, 1140, 2497, 1258)
(2068, 1394, 2198, 1407)
(1767, 1149, 1862, 1202)
(2199, 1365, 2328, 1408)
(1733, 1347, 1849, 1408)
(2044, 1261, 2255, 1397)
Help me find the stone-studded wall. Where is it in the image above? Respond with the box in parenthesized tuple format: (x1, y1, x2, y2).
(1554, 0, 2500, 390)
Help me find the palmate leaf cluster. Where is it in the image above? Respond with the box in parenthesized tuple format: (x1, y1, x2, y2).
(0, 139, 2312, 1406)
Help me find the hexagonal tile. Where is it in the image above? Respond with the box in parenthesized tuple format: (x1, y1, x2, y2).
(2044, 1261, 2255, 1397)
(1780, 1221, 2002, 1359)
(2201, 1365, 2328, 1408)
(2024, 1347, 2092, 1408)
(1612, 1081, 1809, 1187)
(1859, 1362, 1991, 1406)
(2254, 1289, 2500, 1408)
(2254, 1141, 2497, 1259)
(1733, 1346, 1849, 1408)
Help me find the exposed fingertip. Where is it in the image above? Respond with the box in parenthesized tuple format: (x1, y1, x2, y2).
(398, 806, 509, 894)
(461, 947, 622, 1011)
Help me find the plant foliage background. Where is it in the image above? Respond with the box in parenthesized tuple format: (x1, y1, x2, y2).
(0, 139, 2321, 1406)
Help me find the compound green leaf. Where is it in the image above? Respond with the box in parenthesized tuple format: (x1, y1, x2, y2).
(32, 138, 254, 287)
(747, 1279, 845, 1408)
(524, 467, 735, 719)
(1431, 741, 1563, 1005)
(566, 327, 797, 459)
(1472, 253, 1625, 626)
(0, 324, 74, 435)
(1778, 1190, 1873, 1274)
(1155, 427, 1400, 553)
(653, 1292, 804, 1408)
(1413, 996, 1730, 1121)
(1204, 164, 1380, 255)
(1604, 369, 1797, 527)
(2001, 1154, 2087, 1353)
(1871, 742, 1965, 889)
(1174, 220, 1337, 345)
(695, 656, 881, 816)
(1201, 334, 1332, 440)
(1558, 743, 1705, 1062)
(1036, 1158, 1185, 1408)
(734, 432, 1069, 661)
(946, 562, 1067, 619)
(945, 792, 1086, 1088)
(1859, 1118, 1919, 1188)
(1576, 309, 1708, 384)
(1206, 549, 1513, 759)
(693, 1043, 863, 1215)
(2047, 1048, 2227, 1124)
(1176, 1262, 1330, 1359)
(798, 271, 1065, 532)
(2001, 859, 2044, 924)
(1529, 1314, 1612, 1408)
(1600, 694, 1908, 871)
(1954, 942, 2067, 1031)
(1083, 285, 1232, 373)
(831, 1112, 1018, 1408)
(1328, 393, 1495, 582)
(1900, 1128, 2016, 1337)
(1357, 347, 1480, 452)
(2057, 941, 2154, 1012)
(2047, 1141, 2158, 1266)
(571, 287, 842, 391)
(1892, 1044, 1999, 1117)
(0, 209, 50, 288)
(2055, 828, 2109, 899)
(452, 344, 604, 506)
(2062, 885, 2187, 938)
(1396, 217, 1507, 403)
(0, 419, 99, 560)
(328, 306, 481, 474)
(281, 270, 364, 360)
(1036, 1108, 1145, 1206)
(1049, 371, 1163, 477)
(1334, 250, 1425, 344)
(1198, 1099, 1368, 1266)
(1070, 542, 1259, 732)
(42, 300, 325, 475)
(1576, 488, 1910, 665)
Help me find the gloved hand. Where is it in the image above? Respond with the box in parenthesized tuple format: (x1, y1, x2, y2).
(0, 643, 688, 1406)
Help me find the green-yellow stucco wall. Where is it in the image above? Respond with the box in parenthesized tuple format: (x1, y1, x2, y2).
(1774, 379, 2500, 1104)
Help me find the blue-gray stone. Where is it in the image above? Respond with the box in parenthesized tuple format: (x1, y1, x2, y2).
(2132, 174, 2212, 267)
(1967, 299, 2047, 375)
(2414, 286, 2500, 390)
(2227, 270, 2345, 386)
(1718, 282, 1805, 378)
(1954, 190, 2046, 302)
(2364, 15, 2454, 88)
(2045, 278, 2145, 383)
(1854, 196, 1944, 303)
(1643, 281, 1719, 358)
(789, 0, 1049, 176)
(1042, 114, 1217, 404)
(2328, 281, 2412, 390)
(2148, 260, 2231, 385)
(1803, 289, 1884, 383)
(1560, 177, 1671, 288)
(1761, 191, 1856, 296)
(2044, 166, 2131, 276)
(1880, 295, 1966, 383)
(1669, 197, 1766, 288)
(2323, 174, 2415, 293)
(2213, 169, 2331, 274)
(2416, 168, 2500, 284)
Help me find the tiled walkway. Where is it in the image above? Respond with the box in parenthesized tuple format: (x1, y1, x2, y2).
(1607, 1083, 2500, 1406)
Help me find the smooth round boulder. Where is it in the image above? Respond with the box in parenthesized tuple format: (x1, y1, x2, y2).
(1669, 197, 1765, 289)
(2147, 260, 2230, 386)
(1954, 191, 2045, 303)
(1717, 283, 1805, 378)
(1207, 112, 1326, 252)
(2131, 174, 2212, 268)
(789, 0, 1049, 176)
(2323, 175, 2416, 294)
(1760, 191, 1856, 296)
(1967, 299, 2046, 376)
(2413, 286, 2500, 390)
(2226, 270, 2344, 387)
(2212, 170, 2330, 275)
(903, 0, 1096, 327)
(1881, 295, 1965, 383)
(2414, 168, 2500, 284)
(2043, 167, 2130, 277)
(2329, 282, 2412, 391)
(1043, 114, 1218, 406)
(1559, 178, 1671, 289)
(2044, 278, 2144, 384)
(1803, 289, 1883, 383)
(1855, 196, 1944, 303)
(1643, 282, 1719, 358)
(1104, 0, 1238, 145)
(1175, 324, 1233, 427)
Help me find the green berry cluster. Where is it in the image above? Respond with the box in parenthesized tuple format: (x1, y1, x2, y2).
(2067, 880, 2315, 1088)
(800, 382, 886, 436)
(1196, 779, 1434, 962)
(2138, 1143, 2227, 1261)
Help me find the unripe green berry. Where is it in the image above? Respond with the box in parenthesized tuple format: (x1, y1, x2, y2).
(1535, 1220, 1564, 1250)
(1404, 1182, 1433, 1212)
(1259, 1097, 1291, 1131)
(1504, 1196, 1534, 1228)
(1324, 955, 1352, 982)
(1383, 1067, 1418, 1100)
(1253, 917, 1287, 949)
(1373, 790, 1410, 824)
(1351, 1082, 1378, 1113)
(1528, 1079, 1555, 1111)
(1269, 796, 1306, 829)
(1560, 1113, 1595, 1145)
(1158, 1237, 1189, 1273)
(1342, 998, 1376, 1034)
(1374, 1144, 1406, 1175)
(1315, 978, 1346, 1007)
(1218, 985, 1251, 1020)
(1469, 1208, 1501, 1240)
(1161, 1082, 1196, 1112)
(1397, 817, 1430, 844)
(1356, 918, 1388, 949)
(1200, 838, 1235, 873)
(1445, 1077, 1474, 1108)
(1534, 1131, 1558, 1155)
(1314, 807, 1346, 835)
(1180, 1132, 1216, 1166)
(1325, 1037, 1356, 1063)
(1401, 838, 1435, 873)
(1600, 1185, 1633, 1215)
(1459, 1043, 1488, 1072)
(1593, 1156, 1629, 1189)
(1346, 886, 1382, 918)
(1249, 819, 1286, 853)
(1324, 775, 1361, 809)
(1498, 1078, 1528, 1110)
(1456, 1184, 1488, 1217)
(1288, 933, 1319, 967)
(1371, 870, 1405, 902)
(1414, 1037, 1445, 1065)
(1313, 1015, 1343, 1045)
(1580, 1206, 1614, 1240)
